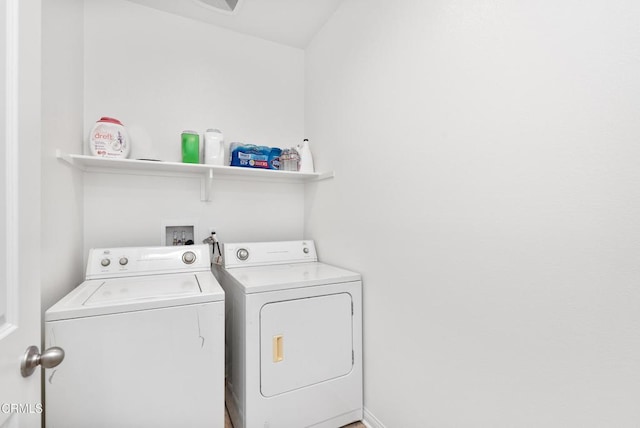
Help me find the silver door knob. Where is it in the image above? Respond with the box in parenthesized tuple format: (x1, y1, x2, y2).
(21, 345, 65, 377)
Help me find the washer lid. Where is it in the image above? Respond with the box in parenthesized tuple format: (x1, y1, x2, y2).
(224, 262, 360, 294)
(45, 272, 224, 321)
(84, 274, 200, 306)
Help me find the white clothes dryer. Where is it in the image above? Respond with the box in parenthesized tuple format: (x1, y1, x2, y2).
(45, 245, 225, 428)
(213, 240, 362, 428)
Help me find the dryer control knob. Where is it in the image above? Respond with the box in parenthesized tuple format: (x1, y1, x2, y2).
(236, 248, 249, 261)
(119, 257, 128, 266)
(303, 247, 310, 254)
(101, 258, 110, 267)
(182, 251, 196, 264)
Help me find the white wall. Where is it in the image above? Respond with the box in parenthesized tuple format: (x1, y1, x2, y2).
(305, 1, 640, 427)
(83, 173, 305, 250)
(82, 0, 306, 252)
(41, 0, 85, 312)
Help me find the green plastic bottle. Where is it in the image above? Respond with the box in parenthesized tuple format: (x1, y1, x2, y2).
(181, 131, 200, 163)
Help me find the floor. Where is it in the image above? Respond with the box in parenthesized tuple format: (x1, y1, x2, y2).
(224, 404, 366, 427)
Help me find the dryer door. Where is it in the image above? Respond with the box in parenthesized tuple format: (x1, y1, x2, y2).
(260, 293, 353, 397)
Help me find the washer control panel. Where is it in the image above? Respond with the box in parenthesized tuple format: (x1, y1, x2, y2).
(223, 241, 317, 268)
(86, 244, 210, 279)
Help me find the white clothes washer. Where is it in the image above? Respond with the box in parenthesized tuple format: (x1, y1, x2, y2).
(45, 244, 225, 428)
(213, 240, 363, 428)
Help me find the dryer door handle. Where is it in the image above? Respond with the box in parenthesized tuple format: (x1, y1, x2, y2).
(273, 335, 284, 363)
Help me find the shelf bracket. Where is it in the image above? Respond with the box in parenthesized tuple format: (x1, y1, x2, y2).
(201, 168, 213, 202)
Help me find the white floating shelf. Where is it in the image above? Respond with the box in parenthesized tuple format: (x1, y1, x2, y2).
(56, 150, 334, 201)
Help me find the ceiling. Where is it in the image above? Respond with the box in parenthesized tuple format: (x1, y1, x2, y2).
(125, 0, 346, 48)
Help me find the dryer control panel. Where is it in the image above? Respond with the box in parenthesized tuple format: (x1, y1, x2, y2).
(222, 240, 318, 269)
(86, 244, 211, 279)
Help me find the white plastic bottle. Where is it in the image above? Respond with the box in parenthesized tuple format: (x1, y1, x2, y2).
(297, 138, 314, 173)
(204, 129, 225, 166)
(89, 117, 130, 158)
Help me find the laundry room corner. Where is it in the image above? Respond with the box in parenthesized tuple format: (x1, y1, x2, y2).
(41, 0, 85, 315)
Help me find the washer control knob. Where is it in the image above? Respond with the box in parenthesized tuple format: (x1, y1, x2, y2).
(100, 258, 110, 267)
(303, 247, 310, 254)
(182, 251, 196, 264)
(119, 257, 128, 266)
(237, 248, 249, 261)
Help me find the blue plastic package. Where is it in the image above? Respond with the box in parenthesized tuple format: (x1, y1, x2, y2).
(230, 143, 282, 170)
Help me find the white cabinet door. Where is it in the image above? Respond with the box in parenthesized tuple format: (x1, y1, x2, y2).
(260, 293, 353, 397)
(0, 0, 42, 426)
